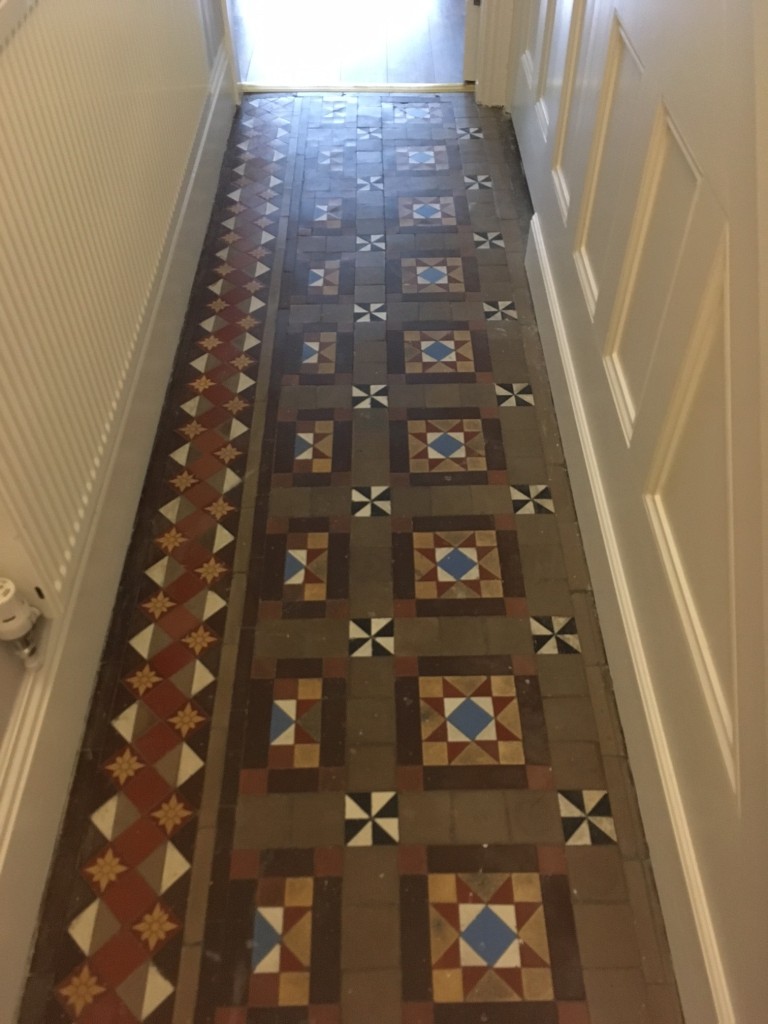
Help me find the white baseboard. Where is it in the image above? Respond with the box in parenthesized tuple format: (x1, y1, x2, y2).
(525, 214, 732, 1024)
(0, 45, 235, 1024)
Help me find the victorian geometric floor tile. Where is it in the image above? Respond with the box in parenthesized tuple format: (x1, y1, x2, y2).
(21, 91, 683, 1024)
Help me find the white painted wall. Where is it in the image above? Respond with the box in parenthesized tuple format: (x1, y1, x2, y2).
(508, 0, 768, 1019)
(0, 2, 235, 1019)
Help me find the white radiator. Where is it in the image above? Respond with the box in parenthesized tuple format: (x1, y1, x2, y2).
(0, 0, 211, 615)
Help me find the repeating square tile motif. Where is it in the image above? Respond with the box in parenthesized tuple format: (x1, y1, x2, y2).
(354, 302, 387, 322)
(274, 411, 352, 485)
(395, 656, 550, 790)
(404, 331, 476, 376)
(428, 872, 552, 1001)
(418, 674, 525, 765)
(387, 328, 493, 385)
(398, 196, 457, 228)
(393, 516, 525, 617)
(260, 519, 349, 619)
(240, 662, 345, 791)
(390, 410, 506, 486)
(413, 529, 504, 600)
(401, 257, 465, 295)
(393, 102, 443, 123)
(395, 146, 450, 172)
(307, 260, 340, 296)
(464, 174, 493, 189)
(484, 301, 518, 321)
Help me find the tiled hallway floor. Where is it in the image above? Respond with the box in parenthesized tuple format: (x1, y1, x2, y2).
(21, 94, 684, 1024)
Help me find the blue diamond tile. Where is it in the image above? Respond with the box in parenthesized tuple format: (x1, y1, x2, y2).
(252, 911, 282, 968)
(414, 203, 440, 219)
(294, 435, 313, 458)
(461, 906, 517, 966)
(446, 698, 494, 740)
(428, 432, 464, 458)
(419, 267, 447, 285)
(269, 703, 295, 743)
(422, 340, 454, 362)
(283, 551, 305, 582)
(437, 547, 477, 580)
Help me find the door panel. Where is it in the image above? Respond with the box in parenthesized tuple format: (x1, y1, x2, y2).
(513, 0, 767, 1020)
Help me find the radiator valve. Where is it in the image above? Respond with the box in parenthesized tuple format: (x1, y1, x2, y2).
(0, 578, 42, 665)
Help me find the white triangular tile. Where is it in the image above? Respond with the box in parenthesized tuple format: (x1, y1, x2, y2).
(158, 497, 182, 523)
(160, 843, 190, 893)
(141, 963, 175, 1020)
(202, 591, 227, 619)
(235, 373, 254, 394)
(213, 525, 235, 552)
(68, 901, 99, 954)
(208, 279, 224, 295)
(221, 469, 241, 493)
(129, 624, 156, 659)
(228, 419, 247, 440)
(176, 743, 204, 785)
(112, 702, 139, 742)
(190, 662, 215, 696)
(170, 444, 191, 466)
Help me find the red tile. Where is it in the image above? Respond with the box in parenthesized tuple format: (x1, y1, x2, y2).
(112, 815, 168, 868)
(153, 605, 202, 642)
(398, 845, 428, 874)
(141, 679, 188, 719)
(527, 764, 555, 790)
(89, 928, 149, 989)
(538, 845, 569, 875)
(79, 987, 138, 1024)
(122, 765, 174, 811)
(314, 847, 343, 876)
(150, 642, 197, 680)
(558, 1003, 592, 1024)
(131, 721, 182, 766)
(403, 1003, 434, 1024)
(101, 869, 158, 926)
(239, 769, 267, 795)
(214, 1010, 248, 1024)
(230, 850, 261, 879)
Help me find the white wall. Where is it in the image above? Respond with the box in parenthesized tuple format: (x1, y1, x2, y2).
(0, 2, 235, 1018)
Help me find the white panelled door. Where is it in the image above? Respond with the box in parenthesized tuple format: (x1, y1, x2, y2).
(511, 0, 767, 1021)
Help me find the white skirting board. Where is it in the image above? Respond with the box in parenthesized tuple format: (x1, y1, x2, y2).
(524, 214, 730, 1024)
(0, 46, 236, 1023)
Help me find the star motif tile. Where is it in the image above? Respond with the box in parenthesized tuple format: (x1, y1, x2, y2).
(401, 257, 465, 295)
(345, 792, 399, 846)
(413, 529, 504, 600)
(283, 533, 330, 601)
(398, 196, 457, 228)
(416, 674, 525, 766)
(402, 331, 476, 376)
(293, 424, 335, 473)
(406, 417, 488, 475)
(559, 790, 617, 845)
(427, 872, 553, 1002)
(307, 261, 340, 295)
(395, 146, 450, 171)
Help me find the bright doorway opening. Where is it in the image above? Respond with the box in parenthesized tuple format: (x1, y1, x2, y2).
(227, 0, 468, 88)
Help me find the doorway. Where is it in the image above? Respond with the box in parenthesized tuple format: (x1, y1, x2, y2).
(228, 0, 467, 88)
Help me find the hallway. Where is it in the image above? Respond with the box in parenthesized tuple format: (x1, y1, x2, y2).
(20, 92, 682, 1024)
